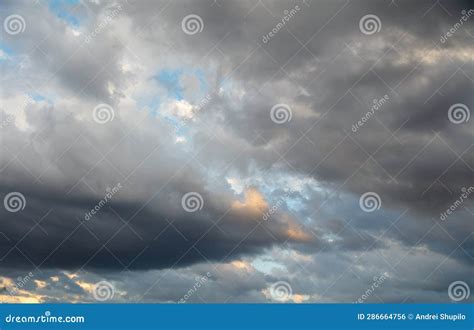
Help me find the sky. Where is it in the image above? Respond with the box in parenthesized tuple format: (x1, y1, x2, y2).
(0, 0, 473, 303)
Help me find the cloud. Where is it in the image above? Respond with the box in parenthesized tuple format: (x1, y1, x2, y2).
(0, 0, 472, 302)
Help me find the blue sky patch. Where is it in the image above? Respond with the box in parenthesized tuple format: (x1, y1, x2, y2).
(156, 68, 184, 100)
(49, 0, 81, 27)
(0, 42, 15, 57)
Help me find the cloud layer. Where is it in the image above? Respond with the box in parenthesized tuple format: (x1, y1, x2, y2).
(0, 0, 472, 303)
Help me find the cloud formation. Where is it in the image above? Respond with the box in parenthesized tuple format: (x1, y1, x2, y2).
(0, 0, 472, 303)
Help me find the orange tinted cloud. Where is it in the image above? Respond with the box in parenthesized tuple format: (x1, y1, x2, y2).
(232, 187, 268, 216)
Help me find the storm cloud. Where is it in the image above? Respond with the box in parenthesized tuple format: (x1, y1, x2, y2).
(0, 0, 472, 303)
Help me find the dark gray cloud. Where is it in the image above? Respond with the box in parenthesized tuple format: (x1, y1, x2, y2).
(0, 0, 472, 303)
